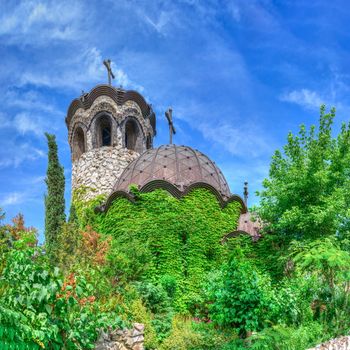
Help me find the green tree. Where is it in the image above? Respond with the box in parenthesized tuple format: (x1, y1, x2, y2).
(290, 237, 350, 331)
(44, 133, 65, 257)
(205, 250, 277, 337)
(258, 105, 350, 240)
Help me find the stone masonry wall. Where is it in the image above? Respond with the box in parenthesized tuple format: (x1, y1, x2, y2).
(95, 323, 144, 350)
(308, 336, 350, 350)
(71, 146, 139, 200)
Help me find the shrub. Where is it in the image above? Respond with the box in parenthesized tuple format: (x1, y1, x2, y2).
(250, 322, 326, 350)
(0, 234, 122, 349)
(205, 251, 277, 337)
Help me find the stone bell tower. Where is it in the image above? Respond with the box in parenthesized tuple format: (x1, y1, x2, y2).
(65, 84, 156, 200)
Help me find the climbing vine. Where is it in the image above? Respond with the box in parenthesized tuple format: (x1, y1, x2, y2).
(95, 188, 242, 310)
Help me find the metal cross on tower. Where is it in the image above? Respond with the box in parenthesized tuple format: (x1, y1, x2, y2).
(103, 59, 115, 86)
(165, 107, 176, 144)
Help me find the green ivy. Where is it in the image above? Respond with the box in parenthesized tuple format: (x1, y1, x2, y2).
(96, 188, 242, 311)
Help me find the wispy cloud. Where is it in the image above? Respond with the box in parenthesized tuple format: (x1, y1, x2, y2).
(19, 47, 143, 92)
(14, 113, 44, 136)
(141, 11, 173, 35)
(5, 89, 59, 115)
(0, 112, 50, 136)
(197, 121, 271, 158)
(0, 0, 86, 46)
(175, 99, 271, 159)
(0, 192, 25, 206)
(280, 89, 324, 110)
(0, 142, 45, 168)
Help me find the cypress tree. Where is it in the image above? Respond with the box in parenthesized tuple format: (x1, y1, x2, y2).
(44, 133, 65, 255)
(68, 203, 79, 226)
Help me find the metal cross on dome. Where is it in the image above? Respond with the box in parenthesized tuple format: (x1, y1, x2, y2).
(103, 59, 115, 86)
(165, 107, 176, 144)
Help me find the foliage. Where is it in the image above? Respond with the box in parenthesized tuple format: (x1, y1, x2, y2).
(249, 322, 325, 350)
(190, 321, 239, 350)
(97, 188, 242, 310)
(44, 133, 65, 258)
(71, 186, 105, 229)
(68, 203, 79, 226)
(0, 232, 123, 349)
(53, 222, 80, 272)
(257, 106, 350, 241)
(54, 223, 111, 272)
(158, 317, 202, 350)
(204, 250, 277, 337)
(128, 298, 158, 349)
(291, 237, 350, 290)
(290, 237, 350, 334)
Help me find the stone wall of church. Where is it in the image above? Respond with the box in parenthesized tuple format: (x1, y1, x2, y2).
(71, 146, 139, 200)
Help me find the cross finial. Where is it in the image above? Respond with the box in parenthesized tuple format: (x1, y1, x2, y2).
(243, 181, 249, 206)
(165, 107, 176, 144)
(103, 59, 115, 86)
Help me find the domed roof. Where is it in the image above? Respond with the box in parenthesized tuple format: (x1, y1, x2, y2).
(113, 144, 231, 200)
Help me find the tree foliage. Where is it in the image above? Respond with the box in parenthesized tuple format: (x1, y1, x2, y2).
(44, 133, 66, 257)
(205, 252, 276, 336)
(257, 105, 350, 240)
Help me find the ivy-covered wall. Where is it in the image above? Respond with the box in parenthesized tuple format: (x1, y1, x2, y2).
(96, 188, 242, 308)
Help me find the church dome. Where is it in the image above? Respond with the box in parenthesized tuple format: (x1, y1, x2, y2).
(112, 144, 231, 200)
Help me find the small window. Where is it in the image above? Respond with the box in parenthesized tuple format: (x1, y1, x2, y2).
(125, 120, 138, 150)
(102, 125, 111, 146)
(146, 135, 152, 149)
(73, 127, 85, 161)
(96, 115, 112, 147)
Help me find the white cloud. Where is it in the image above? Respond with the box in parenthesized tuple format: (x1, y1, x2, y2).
(0, 111, 51, 137)
(280, 89, 324, 110)
(0, 0, 85, 45)
(0, 192, 25, 206)
(0, 143, 45, 168)
(175, 98, 271, 158)
(141, 11, 173, 34)
(14, 113, 43, 136)
(19, 47, 143, 92)
(197, 121, 271, 158)
(4, 89, 59, 115)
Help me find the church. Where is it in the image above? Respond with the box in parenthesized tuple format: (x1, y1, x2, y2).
(65, 61, 259, 239)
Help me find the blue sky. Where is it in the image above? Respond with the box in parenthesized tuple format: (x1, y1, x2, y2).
(0, 0, 349, 241)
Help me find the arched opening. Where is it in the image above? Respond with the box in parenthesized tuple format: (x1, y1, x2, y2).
(73, 127, 85, 161)
(146, 135, 152, 149)
(97, 115, 112, 147)
(125, 120, 139, 151)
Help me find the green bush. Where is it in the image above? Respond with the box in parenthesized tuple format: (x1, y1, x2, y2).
(204, 249, 277, 337)
(0, 233, 123, 349)
(250, 322, 326, 350)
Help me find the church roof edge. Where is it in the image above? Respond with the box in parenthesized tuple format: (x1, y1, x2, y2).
(65, 84, 155, 133)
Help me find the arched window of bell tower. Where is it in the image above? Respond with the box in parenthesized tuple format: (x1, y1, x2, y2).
(96, 115, 112, 147)
(125, 119, 140, 151)
(72, 127, 85, 161)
